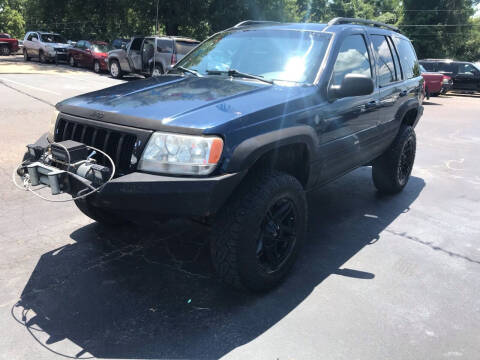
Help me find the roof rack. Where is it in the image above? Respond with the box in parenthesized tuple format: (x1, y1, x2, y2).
(328, 17, 400, 33)
(233, 20, 280, 28)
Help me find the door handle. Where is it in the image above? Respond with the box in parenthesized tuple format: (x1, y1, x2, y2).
(399, 90, 408, 97)
(365, 100, 378, 108)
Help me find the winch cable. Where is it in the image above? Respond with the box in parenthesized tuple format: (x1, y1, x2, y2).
(12, 143, 116, 203)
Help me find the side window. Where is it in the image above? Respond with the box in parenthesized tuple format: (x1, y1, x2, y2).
(157, 39, 173, 53)
(332, 34, 372, 86)
(387, 36, 402, 80)
(28, 33, 38, 41)
(130, 38, 143, 51)
(372, 35, 397, 86)
(420, 62, 435, 71)
(436, 62, 457, 74)
(84, 41, 91, 49)
(76, 40, 84, 49)
(393, 37, 420, 79)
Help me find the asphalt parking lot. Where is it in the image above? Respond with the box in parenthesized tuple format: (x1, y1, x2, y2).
(1, 55, 480, 360)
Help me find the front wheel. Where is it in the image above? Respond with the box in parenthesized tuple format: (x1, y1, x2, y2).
(209, 171, 307, 292)
(69, 55, 76, 67)
(372, 125, 416, 194)
(109, 60, 122, 79)
(93, 60, 101, 73)
(23, 49, 30, 61)
(39, 51, 46, 63)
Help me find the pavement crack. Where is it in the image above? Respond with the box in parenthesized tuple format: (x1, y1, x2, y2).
(0, 80, 54, 107)
(386, 229, 480, 265)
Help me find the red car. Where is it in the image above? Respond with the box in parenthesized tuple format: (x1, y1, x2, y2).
(68, 40, 111, 73)
(0, 33, 19, 56)
(420, 64, 452, 98)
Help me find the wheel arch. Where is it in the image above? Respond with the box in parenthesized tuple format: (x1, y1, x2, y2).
(225, 126, 318, 188)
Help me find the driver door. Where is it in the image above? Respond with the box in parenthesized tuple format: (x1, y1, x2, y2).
(127, 38, 143, 71)
(455, 63, 480, 90)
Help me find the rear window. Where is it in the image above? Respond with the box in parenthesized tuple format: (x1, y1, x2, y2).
(420, 62, 435, 71)
(393, 37, 419, 79)
(175, 41, 199, 55)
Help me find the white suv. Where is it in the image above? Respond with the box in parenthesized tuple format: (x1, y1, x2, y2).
(23, 31, 71, 63)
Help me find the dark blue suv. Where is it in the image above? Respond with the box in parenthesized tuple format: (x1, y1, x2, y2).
(22, 18, 423, 291)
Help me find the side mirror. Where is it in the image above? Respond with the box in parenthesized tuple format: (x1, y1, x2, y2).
(329, 74, 374, 99)
(121, 44, 126, 50)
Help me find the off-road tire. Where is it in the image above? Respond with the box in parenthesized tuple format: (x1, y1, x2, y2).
(0, 45, 10, 56)
(109, 59, 122, 79)
(74, 199, 125, 226)
(209, 170, 307, 292)
(23, 49, 30, 61)
(372, 125, 416, 194)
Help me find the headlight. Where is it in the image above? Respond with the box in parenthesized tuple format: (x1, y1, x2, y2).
(47, 109, 59, 142)
(442, 78, 450, 84)
(138, 132, 224, 175)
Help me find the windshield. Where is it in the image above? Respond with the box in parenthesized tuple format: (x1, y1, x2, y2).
(40, 34, 66, 43)
(175, 30, 330, 84)
(92, 44, 112, 53)
(175, 41, 199, 55)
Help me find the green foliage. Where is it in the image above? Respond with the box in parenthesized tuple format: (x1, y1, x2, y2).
(1, 0, 478, 61)
(0, 0, 26, 37)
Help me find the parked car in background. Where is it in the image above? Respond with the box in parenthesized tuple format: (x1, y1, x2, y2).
(419, 65, 452, 98)
(107, 35, 199, 78)
(68, 40, 112, 73)
(419, 59, 480, 92)
(23, 31, 71, 63)
(0, 33, 20, 56)
(111, 38, 129, 49)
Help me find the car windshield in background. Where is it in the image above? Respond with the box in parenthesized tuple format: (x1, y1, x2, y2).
(40, 34, 67, 43)
(175, 30, 330, 84)
(175, 41, 199, 55)
(92, 44, 112, 53)
(0, 34, 10, 39)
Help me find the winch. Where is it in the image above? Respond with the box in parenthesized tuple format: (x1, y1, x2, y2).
(14, 140, 115, 202)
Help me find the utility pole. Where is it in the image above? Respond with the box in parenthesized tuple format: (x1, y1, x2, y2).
(156, 0, 160, 34)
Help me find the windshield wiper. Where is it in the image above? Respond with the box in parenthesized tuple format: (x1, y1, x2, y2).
(206, 69, 273, 84)
(174, 66, 202, 77)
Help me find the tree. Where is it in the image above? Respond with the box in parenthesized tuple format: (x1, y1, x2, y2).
(0, 0, 26, 38)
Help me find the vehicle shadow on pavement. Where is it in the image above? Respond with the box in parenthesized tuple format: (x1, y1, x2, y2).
(13, 167, 425, 359)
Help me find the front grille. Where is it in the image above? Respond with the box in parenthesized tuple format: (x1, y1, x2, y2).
(55, 118, 137, 174)
(54, 48, 67, 52)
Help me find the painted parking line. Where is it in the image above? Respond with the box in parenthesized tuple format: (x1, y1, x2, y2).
(0, 77, 61, 95)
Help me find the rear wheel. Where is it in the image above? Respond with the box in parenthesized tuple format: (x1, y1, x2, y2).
(109, 59, 122, 79)
(0, 45, 10, 56)
(150, 63, 163, 77)
(39, 50, 46, 63)
(74, 199, 125, 226)
(209, 171, 307, 291)
(372, 125, 416, 194)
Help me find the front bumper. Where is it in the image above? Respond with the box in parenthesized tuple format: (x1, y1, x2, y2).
(88, 171, 246, 217)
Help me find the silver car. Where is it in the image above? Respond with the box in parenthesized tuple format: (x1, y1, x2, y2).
(107, 36, 199, 78)
(23, 31, 71, 63)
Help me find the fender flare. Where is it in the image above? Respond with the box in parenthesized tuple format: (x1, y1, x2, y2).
(395, 98, 421, 127)
(224, 125, 318, 173)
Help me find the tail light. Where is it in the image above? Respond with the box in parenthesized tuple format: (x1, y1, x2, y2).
(171, 52, 177, 65)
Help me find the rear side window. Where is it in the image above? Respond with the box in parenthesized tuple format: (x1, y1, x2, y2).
(332, 35, 372, 86)
(157, 39, 173, 53)
(393, 37, 419, 79)
(457, 63, 478, 75)
(371, 35, 397, 86)
(420, 62, 435, 71)
(175, 41, 199, 55)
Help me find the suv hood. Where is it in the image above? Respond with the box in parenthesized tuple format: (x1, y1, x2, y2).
(57, 75, 315, 134)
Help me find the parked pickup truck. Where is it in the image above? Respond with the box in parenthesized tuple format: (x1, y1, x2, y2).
(0, 33, 19, 56)
(19, 18, 423, 291)
(420, 65, 452, 97)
